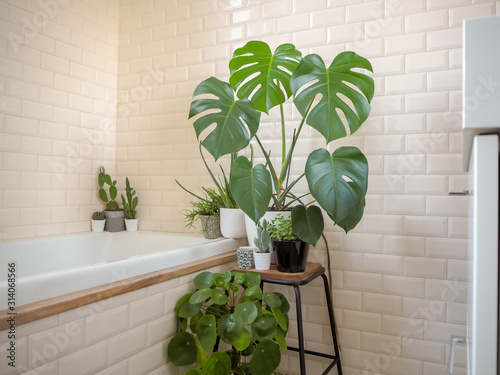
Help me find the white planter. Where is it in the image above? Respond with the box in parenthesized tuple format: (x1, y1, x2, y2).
(253, 251, 272, 271)
(220, 208, 247, 239)
(125, 218, 138, 232)
(245, 210, 292, 247)
(91, 219, 106, 233)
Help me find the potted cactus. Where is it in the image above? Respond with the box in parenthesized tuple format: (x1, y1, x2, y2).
(91, 211, 106, 233)
(253, 220, 272, 270)
(121, 177, 138, 232)
(98, 166, 125, 231)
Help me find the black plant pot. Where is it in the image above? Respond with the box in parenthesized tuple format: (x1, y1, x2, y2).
(272, 239, 310, 273)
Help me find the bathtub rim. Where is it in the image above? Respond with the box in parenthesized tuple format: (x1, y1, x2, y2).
(0, 250, 237, 331)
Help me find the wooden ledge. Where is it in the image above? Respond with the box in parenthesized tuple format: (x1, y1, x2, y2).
(236, 262, 323, 282)
(0, 251, 237, 331)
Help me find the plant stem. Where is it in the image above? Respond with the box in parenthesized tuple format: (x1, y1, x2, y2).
(280, 104, 286, 169)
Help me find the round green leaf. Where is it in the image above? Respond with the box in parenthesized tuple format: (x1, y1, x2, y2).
(189, 77, 261, 160)
(234, 302, 258, 324)
(202, 352, 232, 375)
(232, 328, 251, 352)
(305, 147, 368, 232)
(273, 292, 290, 314)
(194, 272, 213, 289)
(272, 307, 287, 331)
(243, 271, 261, 287)
(218, 314, 245, 345)
(291, 205, 324, 247)
(335, 197, 366, 234)
(190, 311, 203, 334)
(211, 288, 228, 305)
(167, 331, 197, 367)
(230, 157, 272, 224)
(178, 293, 202, 318)
(213, 273, 227, 287)
(248, 340, 281, 375)
(196, 315, 217, 352)
(229, 41, 302, 114)
(251, 314, 277, 341)
(232, 272, 246, 285)
(291, 51, 374, 143)
(245, 285, 262, 301)
(275, 328, 287, 350)
(263, 293, 282, 309)
(190, 288, 212, 304)
(242, 342, 255, 356)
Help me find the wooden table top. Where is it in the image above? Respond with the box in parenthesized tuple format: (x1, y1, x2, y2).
(235, 262, 324, 282)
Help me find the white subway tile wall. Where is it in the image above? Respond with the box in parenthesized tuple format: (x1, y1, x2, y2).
(0, 0, 492, 374)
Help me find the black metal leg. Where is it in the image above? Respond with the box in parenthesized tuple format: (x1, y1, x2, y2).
(294, 285, 307, 375)
(321, 273, 342, 375)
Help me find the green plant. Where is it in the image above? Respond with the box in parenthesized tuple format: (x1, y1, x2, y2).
(188, 41, 374, 246)
(98, 166, 119, 211)
(166, 270, 289, 375)
(91, 211, 105, 220)
(121, 177, 138, 219)
(267, 215, 297, 241)
(253, 220, 270, 253)
(182, 189, 221, 229)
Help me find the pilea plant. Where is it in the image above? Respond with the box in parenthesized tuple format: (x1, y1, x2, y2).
(121, 177, 138, 219)
(166, 270, 289, 375)
(98, 166, 119, 211)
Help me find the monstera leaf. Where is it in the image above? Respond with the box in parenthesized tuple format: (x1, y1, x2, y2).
(291, 205, 324, 246)
(188, 77, 261, 160)
(305, 147, 368, 232)
(230, 156, 272, 223)
(229, 41, 302, 113)
(291, 51, 374, 143)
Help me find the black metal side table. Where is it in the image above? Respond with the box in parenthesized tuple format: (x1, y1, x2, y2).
(237, 263, 342, 375)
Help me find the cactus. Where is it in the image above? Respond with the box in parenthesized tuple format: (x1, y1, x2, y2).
(92, 211, 105, 220)
(98, 166, 119, 211)
(253, 219, 270, 253)
(121, 177, 138, 219)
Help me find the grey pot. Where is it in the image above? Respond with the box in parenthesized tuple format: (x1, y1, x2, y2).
(200, 215, 222, 239)
(103, 210, 125, 232)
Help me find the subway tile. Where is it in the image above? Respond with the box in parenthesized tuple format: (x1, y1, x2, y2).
(363, 253, 403, 275)
(424, 320, 466, 343)
(344, 271, 382, 293)
(382, 314, 424, 340)
(332, 250, 363, 271)
(311, 7, 344, 27)
(128, 341, 165, 375)
(338, 328, 361, 349)
(447, 301, 467, 324)
(426, 196, 469, 217)
(404, 216, 447, 237)
(383, 195, 425, 216)
(108, 325, 147, 365)
(58, 341, 107, 375)
(362, 292, 402, 315)
(383, 275, 425, 298)
(5, 115, 38, 136)
(384, 356, 423, 375)
(406, 133, 448, 154)
(448, 217, 470, 239)
(344, 233, 383, 253)
(129, 293, 164, 328)
(447, 259, 470, 282)
(343, 310, 382, 333)
(341, 347, 380, 372)
(363, 214, 404, 235)
(385, 32, 425, 55)
(428, 27, 462, 51)
(427, 0, 469, 10)
(277, 13, 310, 33)
(346, 1, 383, 23)
(405, 175, 448, 195)
(0, 94, 22, 115)
(361, 331, 402, 354)
(406, 92, 449, 113)
(85, 305, 129, 345)
(427, 154, 463, 174)
(425, 279, 468, 303)
(406, 9, 448, 32)
(426, 237, 468, 260)
(406, 50, 448, 73)
(385, 73, 425, 95)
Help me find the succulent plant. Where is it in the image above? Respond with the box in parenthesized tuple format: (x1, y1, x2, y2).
(121, 177, 138, 219)
(253, 219, 271, 253)
(98, 166, 119, 211)
(92, 211, 105, 220)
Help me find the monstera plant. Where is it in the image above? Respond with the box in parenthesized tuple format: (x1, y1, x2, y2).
(189, 41, 374, 246)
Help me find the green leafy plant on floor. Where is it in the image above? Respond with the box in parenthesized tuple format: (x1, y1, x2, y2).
(188, 41, 374, 247)
(166, 270, 289, 375)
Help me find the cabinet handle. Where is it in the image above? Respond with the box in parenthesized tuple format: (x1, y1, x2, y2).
(448, 335, 470, 374)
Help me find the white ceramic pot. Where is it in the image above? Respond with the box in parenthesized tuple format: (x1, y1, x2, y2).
(125, 218, 138, 232)
(253, 251, 272, 271)
(91, 219, 106, 233)
(245, 210, 292, 247)
(220, 208, 247, 239)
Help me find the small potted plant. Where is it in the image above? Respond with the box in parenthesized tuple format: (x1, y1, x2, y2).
(91, 211, 105, 233)
(98, 166, 125, 231)
(182, 187, 222, 239)
(166, 270, 289, 374)
(253, 219, 272, 270)
(268, 214, 310, 273)
(121, 177, 138, 232)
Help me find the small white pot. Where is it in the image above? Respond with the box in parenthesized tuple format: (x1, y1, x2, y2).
(253, 251, 272, 271)
(91, 219, 106, 233)
(125, 218, 138, 232)
(220, 208, 247, 239)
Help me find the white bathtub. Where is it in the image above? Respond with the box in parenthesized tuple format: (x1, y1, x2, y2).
(0, 231, 245, 310)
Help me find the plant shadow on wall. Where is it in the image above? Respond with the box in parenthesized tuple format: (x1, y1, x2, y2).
(188, 41, 374, 249)
(167, 270, 289, 375)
